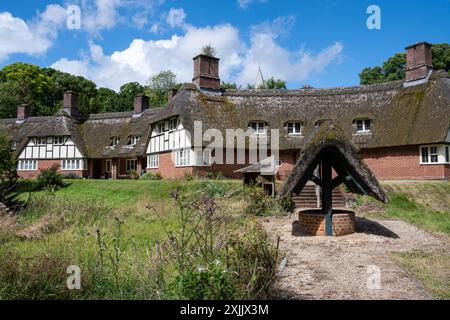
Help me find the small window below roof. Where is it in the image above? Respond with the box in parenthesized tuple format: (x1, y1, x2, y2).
(128, 135, 141, 146)
(10, 141, 17, 150)
(249, 121, 267, 135)
(285, 121, 303, 135)
(110, 137, 120, 147)
(354, 119, 372, 133)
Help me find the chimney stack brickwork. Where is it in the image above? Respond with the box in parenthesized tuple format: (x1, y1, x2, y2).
(62, 91, 79, 117)
(134, 94, 149, 113)
(17, 104, 29, 120)
(405, 42, 433, 82)
(192, 54, 220, 90)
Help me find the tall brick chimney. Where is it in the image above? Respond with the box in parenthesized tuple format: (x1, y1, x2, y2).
(17, 104, 29, 120)
(192, 54, 220, 90)
(62, 91, 79, 117)
(134, 94, 149, 113)
(405, 42, 433, 83)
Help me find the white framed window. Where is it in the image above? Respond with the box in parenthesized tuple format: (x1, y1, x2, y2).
(18, 160, 37, 171)
(156, 123, 164, 134)
(355, 119, 371, 133)
(10, 141, 17, 150)
(111, 137, 120, 147)
(61, 159, 84, 170)
(176, 149, 191, 167)
(128, 135, 141, 146)
(195, 149, 212, 166)
(106, 160, 112, 172)
(126, 159, 137, 172)
(249, 121, 267, 135)
(147, 154, 159, 168)
(53, 136, 65, 145)
(35, 137, 47, 145)
(420, 145, 448, 164)
(169, 118, 178, 131)
(286, 122, 303, 135)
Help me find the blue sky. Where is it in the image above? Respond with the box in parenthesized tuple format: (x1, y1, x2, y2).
(0, 0, 449, 91)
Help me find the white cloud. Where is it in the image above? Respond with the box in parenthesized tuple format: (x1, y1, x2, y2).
(237, 0, 268, 9)
(80, 0, 121, 33)
(166, 8, 187, 28)
(0, 5, 67, 62)
(51, 18, 343, 91)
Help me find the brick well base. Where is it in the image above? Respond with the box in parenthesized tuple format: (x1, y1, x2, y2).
(298, 209, 356, 236)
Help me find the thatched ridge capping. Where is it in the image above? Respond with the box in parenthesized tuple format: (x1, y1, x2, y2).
(279, 120, 388, 203)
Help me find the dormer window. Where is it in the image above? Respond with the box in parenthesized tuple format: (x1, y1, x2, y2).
(10, 141, 17, 150)
(128, 135, 141, 146)
(169, 118, 178, 131)
(35, 137, 47, 145)
(286, 122, 303, 135)
(111, 137, 120, 147)
(249, 121, 267, 135)
(53, 136, 65, 145)
(355, 119, 371, 133)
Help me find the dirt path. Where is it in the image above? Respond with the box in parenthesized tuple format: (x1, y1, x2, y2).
(263, 215, 449, 300)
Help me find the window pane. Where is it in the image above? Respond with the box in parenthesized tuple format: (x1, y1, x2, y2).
(421, 148, 429, 163)
(295, 123, 301, 133)
(365, 120, 371, 131)
(446, 147, 449, 163)
(356, 120, 363, 131)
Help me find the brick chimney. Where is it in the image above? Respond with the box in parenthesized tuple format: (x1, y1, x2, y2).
(62, 91, 79, 117)
(192, 54, 220, 90)
(134, 94, 149, 113)
(17, 104, 29, 120)
(168, 88, 178, 104)
(405, 42, 433, 83)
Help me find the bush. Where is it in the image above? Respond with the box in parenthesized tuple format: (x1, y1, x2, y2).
(206, 171, 227, 180)
(244, 186, 291, 217)
(36, 165, 65, 191)
(197, 181, 227, 198)
(63, 173, 81, 180)
(140, 172, 163, 180)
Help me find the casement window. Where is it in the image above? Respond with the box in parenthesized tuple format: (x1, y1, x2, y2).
(195, 149, 212, 166)
(249, 122, 267, 135)
(176, 149, 191, 167)
(126, 159, 137, 172)
(61, 159, 85, 170)
(169, 118, 178, 131)
(10, 141, 17, 150)
(53, 136, 65, 145)
(420, 145, 446, 164)
(35, 137, 47, 145)
(286, 122, 303, 135)
(147, 154, 159, 168)
(106, 160, 112, 172)
(355, 119, 371, 133)
(18, 160, 37, 171)
(111, 137, 120, 147)
(128, 135, 141, 146)
(156, 123, 164, 134)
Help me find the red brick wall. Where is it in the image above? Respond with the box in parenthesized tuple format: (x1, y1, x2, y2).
(18, 159, 86, 179)
(361, 145, 449, 180)
(146, 151, 193, 179)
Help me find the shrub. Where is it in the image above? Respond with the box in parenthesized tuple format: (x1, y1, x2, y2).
(63, 173, 81, 180)
(197, 180, 227, 198)
(244, 186, 291, 217)
(140, 172, 163, 180)
(206, 171, 227, 180)
(182, 172, 194, 181)
(36, 165, 65, 191)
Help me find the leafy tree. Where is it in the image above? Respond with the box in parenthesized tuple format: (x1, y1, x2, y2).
(359, 43, 450, 85)
(221, 82, 238, 90)
(144, 71, 178, 106)
(263, 77, 287, 90)
(117, 82, 144, 111)
(0, 81, 24, 119)
(96, 87, 119, 113)
(0, 129, 18, 204)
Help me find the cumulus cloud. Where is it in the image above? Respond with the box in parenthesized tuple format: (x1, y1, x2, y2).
(0, 5, 67, 62)
(166, 8, 187, 28)
(51, 16, 343, 91)
(237, 0, 268, 10)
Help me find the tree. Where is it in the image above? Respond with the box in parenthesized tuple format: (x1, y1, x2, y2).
(0, 129, 18, 205)
(144, 70, 178, 107)
(96, 87, 119, 113)
(0, 81, 24, 119)
(117, 82, 144, 111)
(359, 43, 450, 85)
(263, 77, 287, 90)
(221, 82, 238, 90)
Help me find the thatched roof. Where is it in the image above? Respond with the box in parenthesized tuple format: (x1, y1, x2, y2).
(156, 70, 450, 150)
(278, 121, 388, 203)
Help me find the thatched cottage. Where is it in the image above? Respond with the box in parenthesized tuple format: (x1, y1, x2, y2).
(1, 42, 449, 180)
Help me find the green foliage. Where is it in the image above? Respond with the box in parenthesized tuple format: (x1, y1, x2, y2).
(36, 165, 65, 191)
(221, 82, 238, 90)
(144, 70, 179, 106)
(262, 77, 287, 90)
(200, 44, 217, 57)
(117, 82, 144, 111)
(359, 43, 450, 85)
(0, 130, 18, 204)
(140, 172, 163, 180)
(244, 185, 291, 217)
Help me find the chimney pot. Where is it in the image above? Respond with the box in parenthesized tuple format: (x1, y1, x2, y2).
(405, 42, 433, 82)
(168, 88, 178, 104)
(192, 54, 220, 90)
(63, 91, 79, 117)
(134, 94, 149, 113)
(17, 104, 29, 120)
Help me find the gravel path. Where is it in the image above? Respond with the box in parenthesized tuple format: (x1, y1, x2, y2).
(263, 215, 449, 300)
